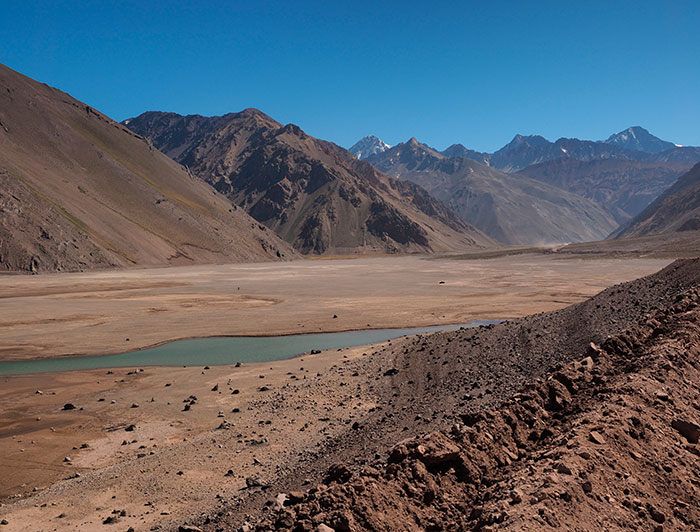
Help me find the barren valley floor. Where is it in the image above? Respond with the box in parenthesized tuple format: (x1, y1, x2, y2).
(0, 254, 674, 530)
(0, 254, 668, 361)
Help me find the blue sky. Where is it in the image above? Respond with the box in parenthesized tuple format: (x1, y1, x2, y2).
(2, 1, 698, 152)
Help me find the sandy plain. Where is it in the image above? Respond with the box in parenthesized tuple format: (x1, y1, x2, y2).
(0, 254, 670, 361)
(0, 254, 672, 530)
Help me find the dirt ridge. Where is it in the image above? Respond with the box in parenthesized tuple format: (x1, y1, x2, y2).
(251, 260, 700, 531)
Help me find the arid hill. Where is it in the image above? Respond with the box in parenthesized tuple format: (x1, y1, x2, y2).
(517, 158, 692, 223)
(247, 258, 700, 532)
(124, 111, 491, 255)
(367, 138, 618, 245)
(613, 163, 700, 239)
(0, 63, 294, 273)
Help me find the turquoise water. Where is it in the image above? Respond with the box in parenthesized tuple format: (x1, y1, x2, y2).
(0, 322, 495, 376)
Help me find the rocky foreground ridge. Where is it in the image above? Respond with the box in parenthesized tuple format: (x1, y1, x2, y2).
(242, 260, 700, 531)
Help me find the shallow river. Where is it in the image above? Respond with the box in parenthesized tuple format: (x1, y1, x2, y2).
(0, 322, 496, 376)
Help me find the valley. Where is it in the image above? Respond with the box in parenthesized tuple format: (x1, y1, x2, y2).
(2, 7, 700, 529)
(0, 253, 672, 531)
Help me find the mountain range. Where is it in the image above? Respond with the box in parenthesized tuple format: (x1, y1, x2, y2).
(0, 63, 294, 273)
(352, 126, 700, 172)
(123, 111, 491, 255)
(355, 128, 700, 233)
(366, 138, 618, 245)
(3, 59, 698, 274)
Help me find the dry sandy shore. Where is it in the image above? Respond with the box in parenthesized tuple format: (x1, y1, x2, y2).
(0, 254, 669, 360)
(0, 254, 671, 530)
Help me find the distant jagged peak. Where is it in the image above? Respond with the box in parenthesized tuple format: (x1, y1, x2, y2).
(604, 126, 676, 153)
(349, 135, 392, 160)
(499, 133, 552, 152)
(401, 137, 442, 154)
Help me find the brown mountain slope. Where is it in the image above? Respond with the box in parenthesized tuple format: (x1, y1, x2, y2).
(613, 163, 700, 239)
(124, 111, 492, 254)
(0, 64, 294, 273)
(517, 158, 692, 223)
(368, 139, 618, 246)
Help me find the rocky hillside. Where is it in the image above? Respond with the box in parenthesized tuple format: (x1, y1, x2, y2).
(124, 111, 491, 255)
(517, 158, 692, 223)
(248, 258, 700, 532)
(367, 138, 618, 245)
(613, 163, 700, 239)
(0, 63, 294, 273)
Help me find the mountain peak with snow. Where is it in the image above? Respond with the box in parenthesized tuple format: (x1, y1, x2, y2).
(349, 135, 392, 160)
(604, 126, 676, 153)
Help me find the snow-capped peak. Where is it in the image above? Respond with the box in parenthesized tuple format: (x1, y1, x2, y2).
(349, 135, 392, 160)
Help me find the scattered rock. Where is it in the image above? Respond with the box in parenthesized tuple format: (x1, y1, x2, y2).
(324, 463, 353, 484)
(672, 418, 700, 443)
(556, 462, 573, 475)
(589, 430, 606, 445)
(510, 488, 524, 504)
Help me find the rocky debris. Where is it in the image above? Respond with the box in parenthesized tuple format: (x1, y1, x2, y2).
(62, 403, 76, 410)
(245, 476, 270, 490)
(253, 275, 700, 531)
(588, 430, 606, 445)
(671, 418, 700, 444)
(323, 464, 352, 485)
(178, 526, 202, 532)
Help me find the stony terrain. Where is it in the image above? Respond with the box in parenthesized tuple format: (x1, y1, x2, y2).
(251, 258, 700, 531)
(0, 261, 692, 532)
(0, 259, 697, 531)
(0, 63, 294, 273)
(123, 111, 490, 255)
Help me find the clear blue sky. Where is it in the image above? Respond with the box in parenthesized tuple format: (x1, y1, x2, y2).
(2, 1, 698, 152)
